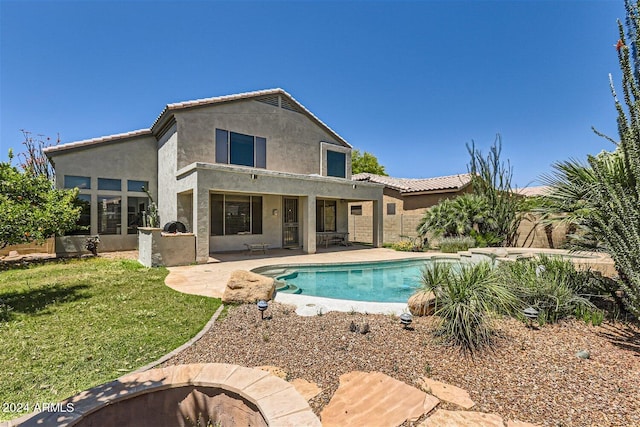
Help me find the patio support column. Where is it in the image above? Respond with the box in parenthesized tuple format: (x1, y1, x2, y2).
(301, 195, 317, 254)
(194, 186, 210, 263)
(372, 197, 383, 248)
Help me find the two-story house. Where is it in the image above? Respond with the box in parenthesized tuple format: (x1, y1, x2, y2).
(44, 89, 384, 262)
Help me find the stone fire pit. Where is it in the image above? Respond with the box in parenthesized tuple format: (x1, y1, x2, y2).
(12, 364, 320, 427)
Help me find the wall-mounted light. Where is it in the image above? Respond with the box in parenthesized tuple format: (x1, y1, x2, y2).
(272, 209, 279, 216)
(251, 174, 258, 180)
(352, 184, 357, 189)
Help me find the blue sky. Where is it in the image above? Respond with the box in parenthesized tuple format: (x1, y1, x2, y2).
(0, 0, 626, 187)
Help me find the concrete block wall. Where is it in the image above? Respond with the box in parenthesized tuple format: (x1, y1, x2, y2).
(0, 238, 55, 256)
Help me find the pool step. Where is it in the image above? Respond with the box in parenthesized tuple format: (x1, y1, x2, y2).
(275, 282, 302, 294)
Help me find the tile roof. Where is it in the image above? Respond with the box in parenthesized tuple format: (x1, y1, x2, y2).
(352, 173, 472, 194)
(151, 88, 350, 147)
(514, 186, 551, 197)
(43, 129, 153, 154)
(45, 88, 350, 155)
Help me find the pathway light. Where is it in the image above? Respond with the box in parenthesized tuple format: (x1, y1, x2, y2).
(523, 307, 539, 328)
(257, 300, 269, 320)
(400, 313, 413, 329)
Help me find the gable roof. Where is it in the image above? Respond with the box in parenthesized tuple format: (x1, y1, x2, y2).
(45, 88, 350, 156)
(43, 129, 153, 155)
(353, 173, 472, 194)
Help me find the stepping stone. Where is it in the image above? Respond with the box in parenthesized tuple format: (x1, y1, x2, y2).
(419, 377, 475, 409)
(290, 378, 322, 401)
(321, 371, 440, 427)
(506, 421, 541, 427)
(421, 409, 504, 427)
(256, 365, 288, 380)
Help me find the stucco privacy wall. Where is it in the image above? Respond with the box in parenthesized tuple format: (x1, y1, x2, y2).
(49, 135, 158, 254)
(174, 99, 351, 176)
(176, 163, 383, 261)
(349, 187, 470, 243)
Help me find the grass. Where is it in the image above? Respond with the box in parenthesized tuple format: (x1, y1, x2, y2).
(0, 257, 220, 421)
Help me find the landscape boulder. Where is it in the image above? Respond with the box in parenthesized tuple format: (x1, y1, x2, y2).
(408, 290, 436, 316)
(222, 270, 275, 304)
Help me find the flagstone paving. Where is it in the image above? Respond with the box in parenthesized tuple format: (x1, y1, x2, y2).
(418, 377, 476, 409)
(320, 371, 440, 427)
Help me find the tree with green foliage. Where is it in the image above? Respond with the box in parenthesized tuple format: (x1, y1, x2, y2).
(351, 149, 388, 175)
(0, 151, 80, 249)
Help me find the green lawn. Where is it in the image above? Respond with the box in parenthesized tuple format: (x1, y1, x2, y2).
(0, 257, 221, 421)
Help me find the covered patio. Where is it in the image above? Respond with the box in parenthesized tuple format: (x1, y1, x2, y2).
(172, 163, 385, 263)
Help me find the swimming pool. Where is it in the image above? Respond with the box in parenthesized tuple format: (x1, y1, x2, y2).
(254, 258, 436, 303)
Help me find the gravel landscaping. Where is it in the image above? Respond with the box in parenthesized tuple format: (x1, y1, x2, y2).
(163, 302, 640, 427)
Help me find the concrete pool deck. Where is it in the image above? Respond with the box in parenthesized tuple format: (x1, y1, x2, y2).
(165, 246, 443, 315)
(164, 245, 615, 315)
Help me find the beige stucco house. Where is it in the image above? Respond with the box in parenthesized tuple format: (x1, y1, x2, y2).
(348, 173, 472, 243)
(45, 89, 384, 262)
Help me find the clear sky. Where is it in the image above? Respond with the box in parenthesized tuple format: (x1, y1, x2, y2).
(0, 0, 627, 187)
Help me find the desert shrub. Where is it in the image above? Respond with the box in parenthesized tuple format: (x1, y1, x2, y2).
(389, 240, 415, 251)
(420, 261, 518, 353)
(497, 254, 596, 324)
(438, 236, 476, 253)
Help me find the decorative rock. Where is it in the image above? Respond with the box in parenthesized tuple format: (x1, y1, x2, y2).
(222, 270, 275, 304)
(257, 365, 288, 380)
(321, 371, 440, 427)
(421, 409, 504, 427)
(419, 377, 475, 409)
(576, 350, 590, 360)
(408, 290, 436, 316)
(290, 378, 322, 401)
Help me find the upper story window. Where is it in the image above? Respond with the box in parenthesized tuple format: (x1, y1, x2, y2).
(98, 178, 121, 191)
(127, 180, 149, 192)
(327, 150, 346, 178)
(64, 175, 90, 189)
(215, 129, 266, 168)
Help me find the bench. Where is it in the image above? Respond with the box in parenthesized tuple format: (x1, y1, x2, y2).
(317, 232, 350, 248)
(244, 243, 269, 254)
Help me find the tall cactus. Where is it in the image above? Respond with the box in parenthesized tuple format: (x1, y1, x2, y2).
(588, 0, 640, 316)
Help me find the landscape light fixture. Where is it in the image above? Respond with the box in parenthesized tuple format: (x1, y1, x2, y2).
(257, 300, 269, 320)
(400, 313, 413, 329)
(523, 307, 539, 329)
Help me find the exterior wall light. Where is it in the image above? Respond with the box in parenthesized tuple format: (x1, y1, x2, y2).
(257, 300, 269, 320)
(272, 209, 278, 216)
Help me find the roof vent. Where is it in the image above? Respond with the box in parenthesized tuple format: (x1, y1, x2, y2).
(256, 95, 279, 107)
(280, 96, 302, 114)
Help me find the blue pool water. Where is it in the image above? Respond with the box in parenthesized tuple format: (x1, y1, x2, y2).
(256, 259, 435, 303)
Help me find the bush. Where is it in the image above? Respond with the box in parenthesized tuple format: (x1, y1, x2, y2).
(497, 255, 597, 324)
(438, 236, 476, 253)
(388, 240, 415, 251)
(419, 262, 518, 353)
